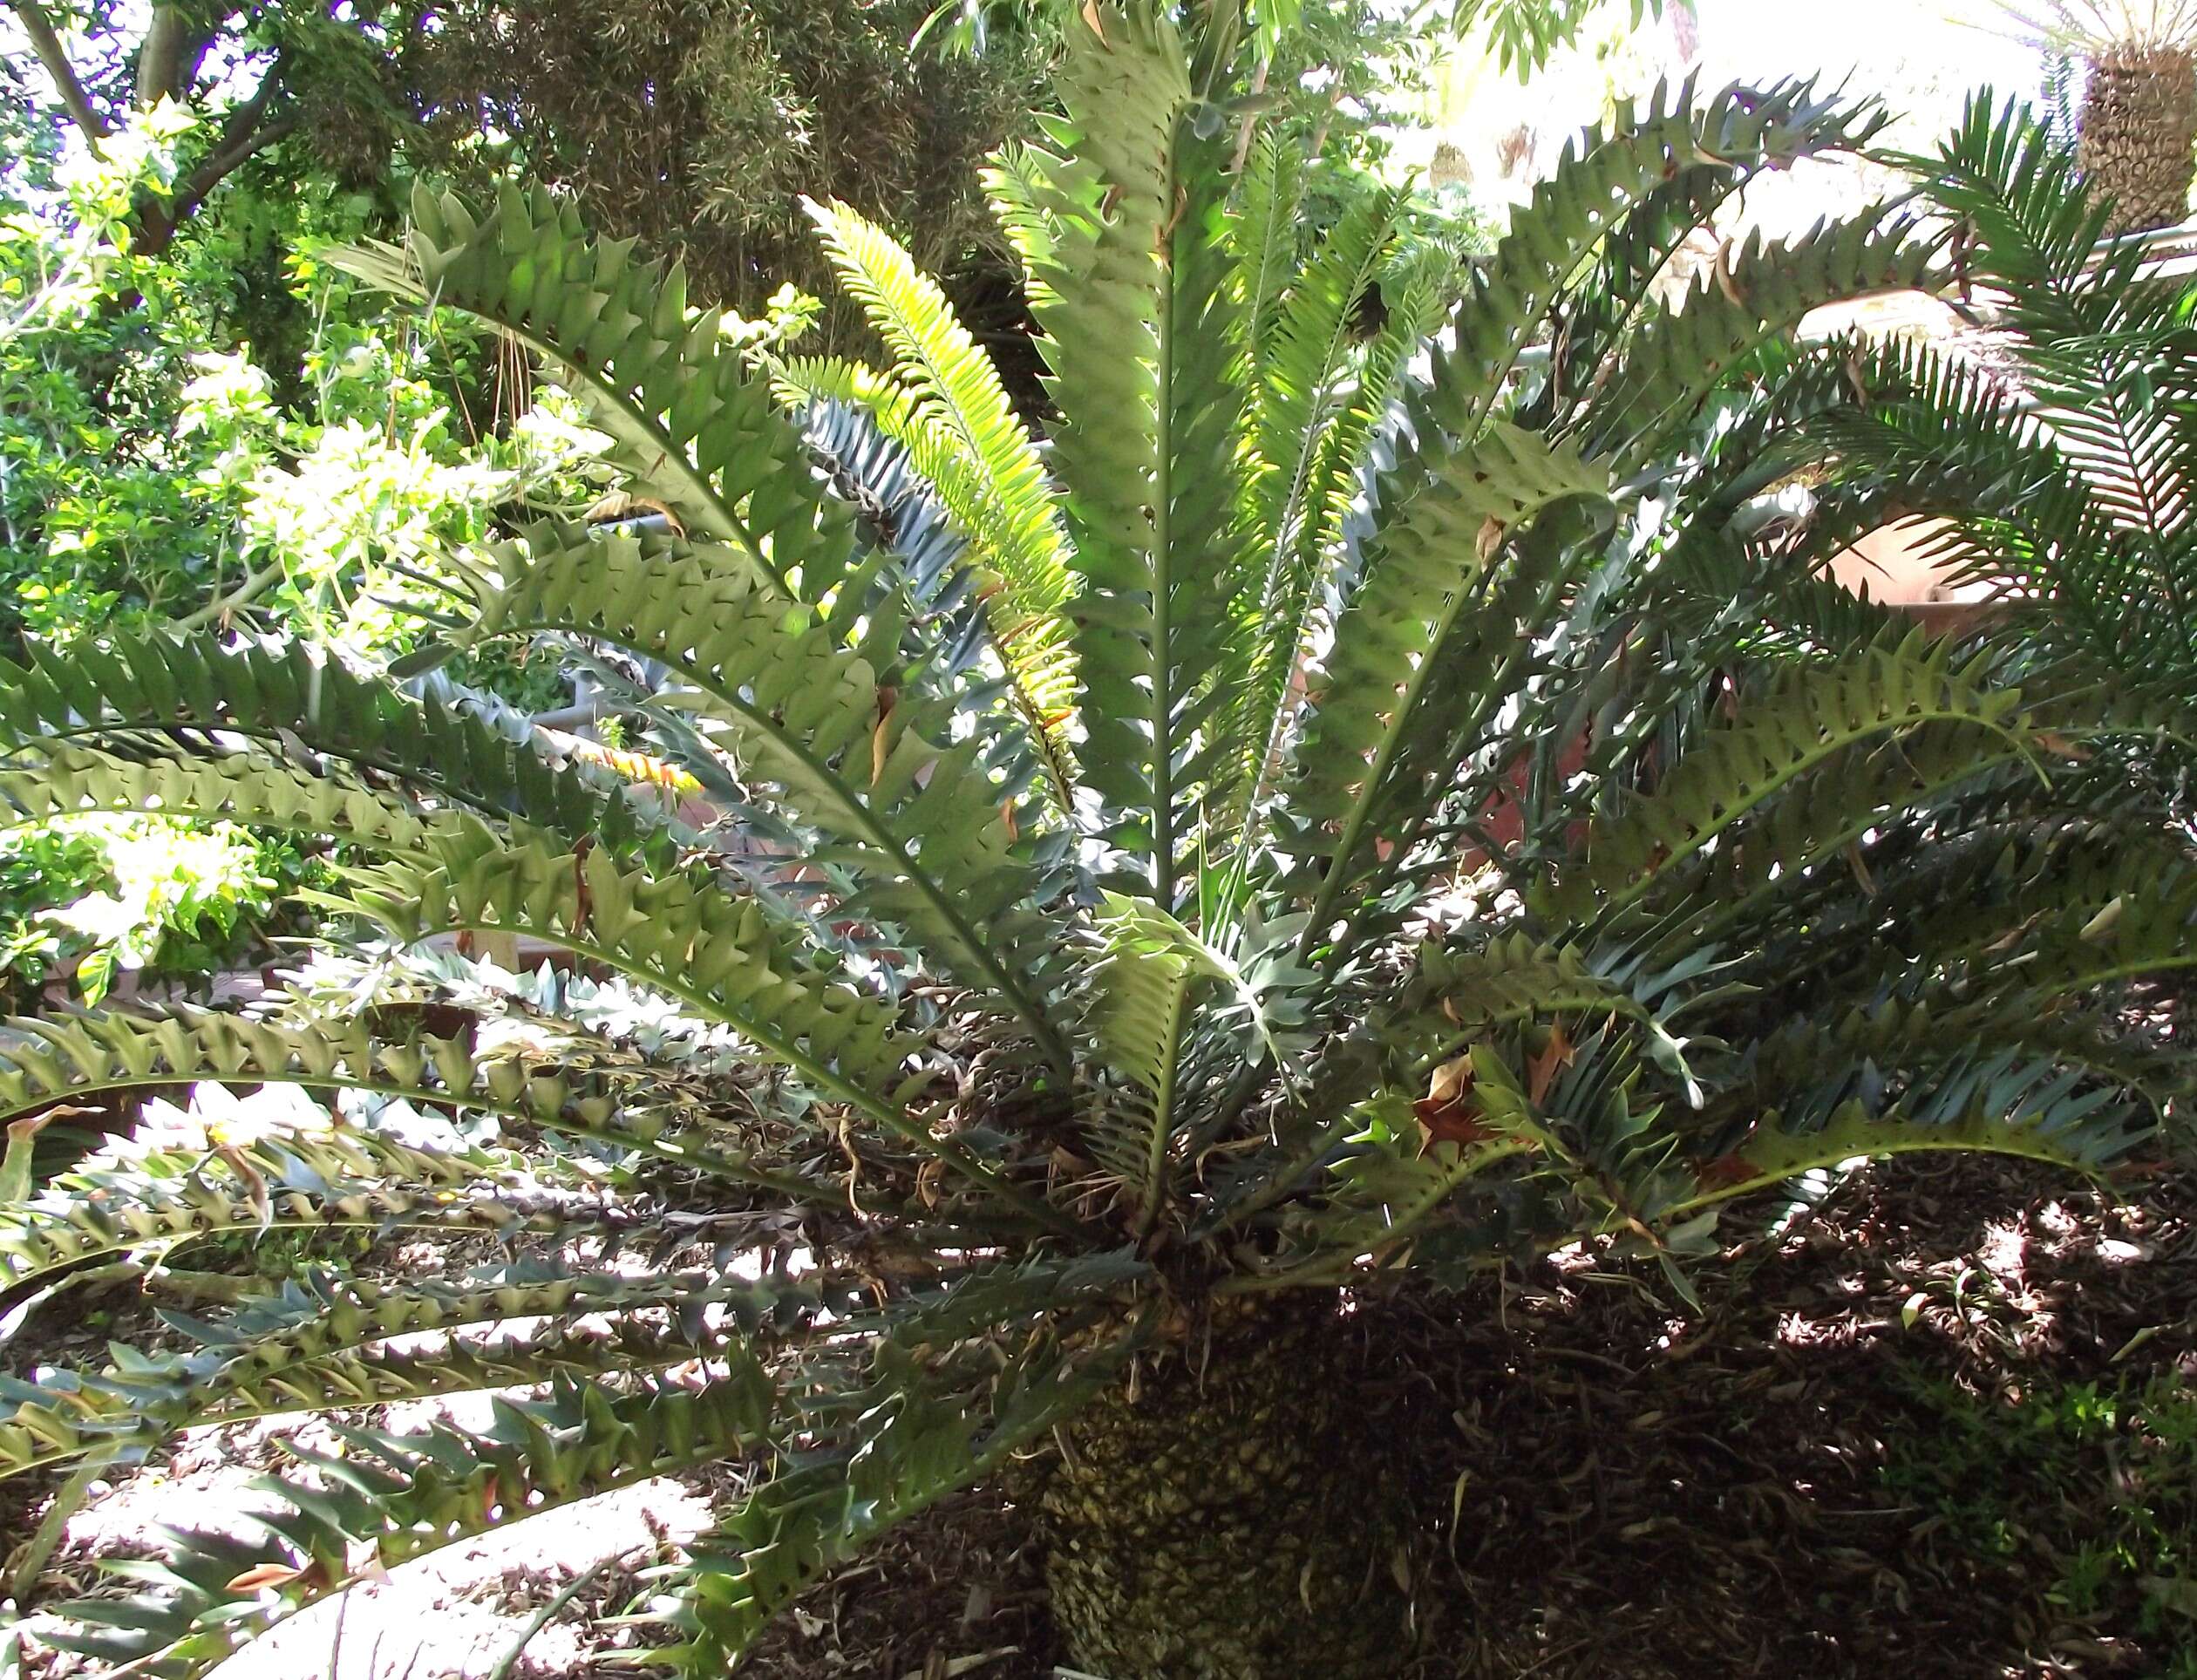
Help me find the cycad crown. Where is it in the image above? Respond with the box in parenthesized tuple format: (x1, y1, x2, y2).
(1813, 94, 2197, 679)
(0, 14, 2188, 1675)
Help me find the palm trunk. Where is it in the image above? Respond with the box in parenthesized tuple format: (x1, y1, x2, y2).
(1038, 1299, 1410, 1679)
(2080, 45, 2197, 235)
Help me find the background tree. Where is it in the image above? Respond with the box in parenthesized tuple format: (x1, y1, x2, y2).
(388, 0, 1049, 343)
(0, 28, 613, 1006)
(2, 1, 405, 255)
(0, 92, 602, 652)
(3, 0, 1052, 353)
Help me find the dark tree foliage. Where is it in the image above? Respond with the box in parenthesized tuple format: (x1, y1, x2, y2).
(6, 0, 1044, 349)
(389, 0, 1046, 337)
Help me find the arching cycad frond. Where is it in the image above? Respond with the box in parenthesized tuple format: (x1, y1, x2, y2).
(331, 185, 876, 626)
(0, 631, 680, 861)
(1816, 96, 2197, 681)
(1432, 74, 1891, 448)
(49, 1260, 1143, 1680)
(1570, 216, 1945, 470)
(0, 1003, 826, 1200)
(1541, 632, 2034, 919)
(1, 745, 442, 856)
(0, 1262, 832, 1480)
(0, 1098, 547, 1301)
(1283, 424, 1615, 924)
(41, 1371, 782, 1679)
(1221, 176, 1419, 833)
(1232, 128, 1307, 371)
(668, 1273, 1142, 1666)
(442, 522, 1073, 1067)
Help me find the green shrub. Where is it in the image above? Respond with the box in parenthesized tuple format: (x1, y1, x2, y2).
(0, 817, 316, 1009)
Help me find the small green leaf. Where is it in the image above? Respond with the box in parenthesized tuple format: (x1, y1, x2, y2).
(388, 641, 459, 679)
(0, 1119, 37, 1207)
(1656, 1250, 1702, 1313)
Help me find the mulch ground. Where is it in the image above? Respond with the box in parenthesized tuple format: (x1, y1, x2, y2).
(7, 1155, 2195, 1679)
(749, 1157, 2197, 1680)
(1392, 1156, 2197, 1678)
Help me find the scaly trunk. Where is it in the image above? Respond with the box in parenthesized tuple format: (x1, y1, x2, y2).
(1039, 1299, 1410, 1680)
(2081, 45, 2197, 235)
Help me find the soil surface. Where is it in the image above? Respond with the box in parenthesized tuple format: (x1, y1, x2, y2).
(5, 1155, 2194, 1679)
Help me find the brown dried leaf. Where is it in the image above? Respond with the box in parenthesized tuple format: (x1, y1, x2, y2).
(583, 493, 686, 537)
(871, 686, 899, 786)
(2033, 731, 2092, 761)
(1694, 1153, 1760, 1192)
(1527, 1022, 1575, 1105)
(224, 1562, 312, 1595)
(1416, 1056, 1487, 1149)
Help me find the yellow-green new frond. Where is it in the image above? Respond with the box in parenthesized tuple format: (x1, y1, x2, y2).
(1233, 128, 1305, 371)
(1082, 891, 1235, 1229)
(802, 201, 1078, 799)
(803, 200, 1065, 611)
(773, 351, 1080, 807)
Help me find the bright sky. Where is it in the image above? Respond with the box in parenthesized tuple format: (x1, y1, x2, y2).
(1692, 0, 2041, 123)
(1416, 0, 2059, 229)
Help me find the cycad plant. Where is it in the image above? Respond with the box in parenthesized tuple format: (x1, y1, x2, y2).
(1790, 96, 2197, 691)
(1998, 2, 2197, 231)
(2, 13, 2191, 1677)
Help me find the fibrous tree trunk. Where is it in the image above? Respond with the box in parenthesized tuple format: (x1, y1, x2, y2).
(2081, 45, 2197, 235)
(1038, 1299, 1411, 1680)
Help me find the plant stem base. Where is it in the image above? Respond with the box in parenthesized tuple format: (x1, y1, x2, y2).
(2081, 46, 2197, 235)
(1039, 1300, 1410, 1680)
